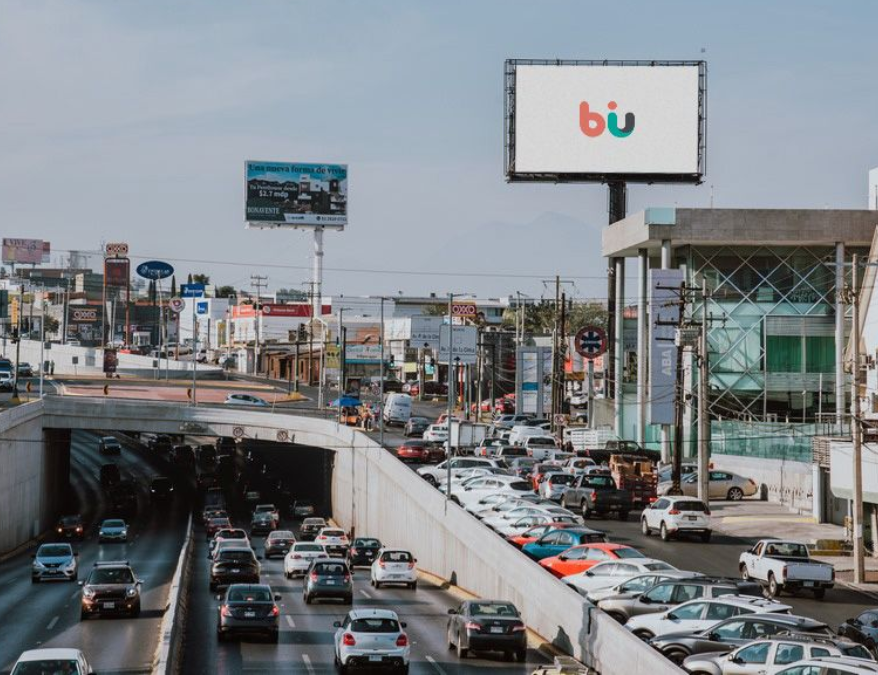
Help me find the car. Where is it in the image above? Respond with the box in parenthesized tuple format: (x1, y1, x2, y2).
(210, 546, 260, 591)
(216, 583, 281, 643)
(99, 462, 121, 488)
(586, 570, 703, 604)
(109, 480, 138, 515)
(563, 558, 678, 595)
(740, 539, 835, 599)
(423, 424, 449, 444)
(293, 500, 316, 517)
(264, 530, 296, 559)
(98, 518, 128, 543)
(149, 476, 174, 503)
(451, 475, 534, 509)
(17, 362, 33, 377)
(225, 393, 270, 407)
(371, 549, 418, 589)
(209, 529, 250, 557)
(540, 543, 645, 578)
(772, 657, 878, 675)
(657, 462, 698, 483)
(56, 514, 85, 540)
(350, 537, 383, 567)
(650, 613, 836, 664)
(206, 516, 232, 540)
(98, 436, 122, 455)
(641, 496, 712, 542)
(253, 503, 280, 524)
(569, 393, 589, 407)
(447, 600, 527, 661)
(303, 558, 353, 604)
(80, 560, 142, 619)
(494, 513, 581, 538)
(403, 415, 430, 437)
(839, 610, 878, 656)
(661, 470, 758, 501)
(598, 577, 767, 624)
(507, 522, 583, 549)
(32, 543, 79, 583)
(539, 472, 577, 501)
(396, 439, 443, 463)
(683, 637, 875, 675)
(333, 608, 410, 672)
(10, 648, 94, 675)
(625, 595, 791, 641)
(481, 503, 580, 531)
(417, 457, 502, 485)
(300, 517, 327, 540)
(316, 527, 350, 557)
(250, 512, 275, 536)
(507, 457, 540, 478)
(284, 542, 328, 579)
(521, 528, 612, 562)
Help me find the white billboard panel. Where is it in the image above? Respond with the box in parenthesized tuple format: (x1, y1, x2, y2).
(411, 316, 443, 350)
(506, 61, 705, 182)
(438, 325, 477, 365)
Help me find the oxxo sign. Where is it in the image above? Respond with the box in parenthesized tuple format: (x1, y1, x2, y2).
(451, 302, 478, 318)
(71, 308, 98, 322)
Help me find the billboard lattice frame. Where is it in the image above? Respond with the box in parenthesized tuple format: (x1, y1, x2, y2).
(504, 59, 707, 184)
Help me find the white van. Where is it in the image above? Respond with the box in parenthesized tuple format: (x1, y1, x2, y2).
(508, 425, 548, 446)
(383, 392, 413, 426)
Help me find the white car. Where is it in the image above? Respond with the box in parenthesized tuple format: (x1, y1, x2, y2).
(208, 529, 250, 558)
(482, 504, 578, 531)
(474, 494, 545, 519)
(225, 393, 270, 407)
(284, 542, 328, 578)
(371, 549, 418, 589)
(333, 609, 410, 672)
(563, 458, 597, 474)
(625, 596, 792, 640)
(10, 648, 93, 675)
(569, 393, 589, 407)
(423, 424, 449, 443)
(464, 492, 521, 515)
(538, 472, 577, 500)
(451, 475, 534, 509)
(586, 570, 702, 604)
(315, 527, 350, 557)
(417, 457, 501, 486)
(563, 558, 678, 595)
(494, 513, 580, 538)
(641, 496, 712, 542)
(437, 468, 502, 491)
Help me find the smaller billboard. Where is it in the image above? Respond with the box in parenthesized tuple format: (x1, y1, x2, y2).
(246, 161, 348, 228)
(345, 344, 382, 363)
(181, 283, 205, 298)
(411, 316, 442, 349)
(438, 325, 478, 365)
(649, 269, 684, 425)
(104, 257, 130, 288)
(2, 238, 49, 265)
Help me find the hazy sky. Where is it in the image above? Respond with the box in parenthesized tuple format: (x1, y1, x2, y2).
(2, 1, 877, 303)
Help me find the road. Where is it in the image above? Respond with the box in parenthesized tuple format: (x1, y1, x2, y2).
(0, 430, 190, 674)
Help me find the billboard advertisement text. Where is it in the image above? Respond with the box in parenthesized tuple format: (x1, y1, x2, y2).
(2, 238, 50, 265)
(246, 161, 348, 228)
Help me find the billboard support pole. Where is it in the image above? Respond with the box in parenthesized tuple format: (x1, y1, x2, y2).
(313, 228, 324, 322)
(607, 181, 627, 435)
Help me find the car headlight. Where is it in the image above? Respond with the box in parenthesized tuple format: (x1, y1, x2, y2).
(83, 587, 95, 599)
(121, 530, 128, 536)
(33, 561, 46, 570)
(64, 560, 76, 570)
(126, 587, 138, 598)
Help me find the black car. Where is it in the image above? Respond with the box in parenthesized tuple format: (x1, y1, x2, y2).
(447, 600, 527, 661)
(651, 613, 833, 664)
(210, 547, 260, 591)
(349, 537, 382, 567)
(300, 517, 327, 541)
(250, 513, 275, 536)
(404, 416, 431, 437)
(56, 514, 84, 540)
(148, 434, 173, 454)
(839, 610, 878, 655)
(99, 436, 122, 455)
(150, 476, 174, 503)
(171, 444, 196, 469)
(263, 530, 296, 559)
(216, 583, 281, 643)
(80, 560, 142, 619)
(303, 559, 352, 604)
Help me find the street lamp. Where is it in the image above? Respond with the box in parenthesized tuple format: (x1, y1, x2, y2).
(444, 291, 475, 505)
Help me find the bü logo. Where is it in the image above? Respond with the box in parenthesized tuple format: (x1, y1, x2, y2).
(579, 101, 635, 138)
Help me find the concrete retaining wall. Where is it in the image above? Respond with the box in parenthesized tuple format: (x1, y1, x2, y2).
(711, 454, 812, 513)
(0, 400, 66, 554)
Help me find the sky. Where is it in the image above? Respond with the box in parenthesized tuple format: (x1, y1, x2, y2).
(1, 0, 877, 304)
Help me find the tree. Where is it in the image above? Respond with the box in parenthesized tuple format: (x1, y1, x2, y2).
(43, 316, 60, 335)
(187, 273, 193, 284)
(215, 285, 236, 299)
(276, 287, 307, 302)
(170, 275, 177, 298)
(421, 303, 447, 317)
(501, 300, 607, 335)
(192, 273, 210, 285)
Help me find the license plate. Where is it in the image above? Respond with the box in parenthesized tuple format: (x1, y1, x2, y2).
(389, 574, 403, 579)
(804, 581, 815, 587)
(232, 568, 240, 573)
(686, 516, 697, 521)
(490, 627, 504, 634)
(104, 602, 116, 609)
(326, 579, 336, 585)
(244, 611, 256, 618)
(369, 656, 382, 662)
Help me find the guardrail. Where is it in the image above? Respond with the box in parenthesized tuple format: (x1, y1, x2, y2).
(152, 513, 193, 675)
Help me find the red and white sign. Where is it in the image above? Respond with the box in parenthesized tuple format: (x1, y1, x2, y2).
(451, 302, 478, 318)
(104, 242, 129, 257)
(231, 303, 332, 319)
(168, 298, 186, 313)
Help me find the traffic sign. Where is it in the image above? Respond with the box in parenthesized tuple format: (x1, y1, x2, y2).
(574, 325, 607, 360)
(168, 297, 186, 313)
(136, 260, 174, 280)
(232, 426, 244, 438)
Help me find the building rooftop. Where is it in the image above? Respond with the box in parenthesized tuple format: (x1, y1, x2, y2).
(602, 207, 878, 258)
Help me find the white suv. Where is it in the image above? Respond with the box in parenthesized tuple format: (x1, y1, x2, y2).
(417, 457, 501, 485)
(642, 496, 712, 542)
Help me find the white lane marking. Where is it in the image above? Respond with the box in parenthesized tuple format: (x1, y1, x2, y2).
(46, 616, 59, 631)
(359, 589, 371, 598)
(285, 615, 296, 628)
(426, 655, 446, 675)
(302, 653, 314, 675)
(70, 590, 80, 600)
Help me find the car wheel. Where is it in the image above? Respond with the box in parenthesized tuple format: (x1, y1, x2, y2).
(660, 522, 671, 542)
(641, 519, 650, 536)
(410, 581, 418, 590)
(345, 595, 353, 605)
(131, 605, 141, 618)
(457, 635, 469, 659)
(727, 487, 744, 501)
(504, 651, 514, 662)
(606, 611, 626, 624)
(516, 648, 527, 662)
(633, 629, 654, 641)
(618, 511, 629, 521)
(813, 588, 826, 600)
(767, 573, 781, 598)
(425, 475, 438, 486)
(269, 630, 279, 643)
(740, 565, 750, 581)
(399, 665, 409, 675)
(31, 576, 38, 584)
(375, 581, 382, 589)
(448, 629, 456, 650)
(700, 530, 712, 543)
(581, 501, 591, 519)
(209, 582, 216, 592)
(217, 630, 226, 642)
(304, 593, 312, 604)
(664, 648, 689, 665)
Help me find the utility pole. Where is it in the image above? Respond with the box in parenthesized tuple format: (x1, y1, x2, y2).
(852, 253, 865, 583)
(698, 279, 710, 504)
(250, 274, 268, 375)
(303, 281, 318, 385)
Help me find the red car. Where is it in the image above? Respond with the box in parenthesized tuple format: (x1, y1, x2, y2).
(539, 543, 644, 579)
(396, 440, 444, 463)
(205, 517, 232, 541)
(507, 522, 580, 549)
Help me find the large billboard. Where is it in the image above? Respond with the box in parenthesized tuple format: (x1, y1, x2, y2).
(2, 238, 50, 265)
(505, 60, 706, 183)
(245, 161, 348, 228)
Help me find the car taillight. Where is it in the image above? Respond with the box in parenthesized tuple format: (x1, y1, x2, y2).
(590, 492, 598, 502)
(270, 605, 280, 616)
(648, 497, 657, 503)
(668, 509, 681, 515)
(76, 526, 83, 532)
(407, 561, 415, 569)
(344, 574, 351, 583)
(343, 633, 356, 646)
(396, 634, 409, 647)
(350, 548, 358, 555)
(310, 572, 318, 582)
(512, 623, 526, 632)
(464, 621, 482, 631)
(221, 605, 232, 617)
(317, 535, 326, 540)
(704, 509, 711, 516)
(379, 560, 386, 568)
(293, 554, 302, 559)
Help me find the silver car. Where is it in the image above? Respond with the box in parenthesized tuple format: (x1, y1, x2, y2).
(32, 543, 79, 583)
(334, 608, 410, 673)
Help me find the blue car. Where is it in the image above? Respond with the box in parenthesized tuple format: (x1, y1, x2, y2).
(522, 527, 607, 561)
(32, 543, 79, 583)
(98, 519, 129, 543)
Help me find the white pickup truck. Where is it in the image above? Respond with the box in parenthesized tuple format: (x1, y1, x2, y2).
(739, 539, 834, 600)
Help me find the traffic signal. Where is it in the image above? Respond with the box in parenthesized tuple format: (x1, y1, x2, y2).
(10, 328, 19, 344)
(297, 324, 308, 342)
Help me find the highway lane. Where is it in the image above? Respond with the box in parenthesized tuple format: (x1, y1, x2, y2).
(182, 512, 549, 674)
(0, 430, 190, 674)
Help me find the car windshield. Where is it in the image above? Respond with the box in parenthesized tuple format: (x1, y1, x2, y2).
(103, 520, 125, 528)
(90, 568, 135, 584)
(304, 518, 326, 525)
(295, 544, 324, 552)
(228, 587, 272, 602)
(354, 538, 380, 547)
(842, 645, 873, 659)
(350, 617, 400, 633)
(219, 550, 255, 562)
(410, 417, 429, 424)
(39, 545, 71, 557)
(548, 474, 575, 485)
(645, 562, 676, 571)
(12, 660, 81, 675)
(60, 516, 80, 525)
(585, 476, 614, 488)
(613, 548, 645, 559)
(763, 542, 808, 558)
(382, 551, 413, 563)
(470, 602, 519, 616)
(322, 529, 345, 537)
(315, 563, 347, 576)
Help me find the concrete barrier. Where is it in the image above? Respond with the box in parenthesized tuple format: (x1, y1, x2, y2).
(153, 514, 194, 675)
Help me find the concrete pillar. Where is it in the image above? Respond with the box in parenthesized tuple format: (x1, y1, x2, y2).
(660, 239, 672, 462)
(637, 249, 648, 448)
(615, 257, 625, 438)
(836, 242, 845, 432)
(661, 240, 672, 270)
(812, 464, 823, 523)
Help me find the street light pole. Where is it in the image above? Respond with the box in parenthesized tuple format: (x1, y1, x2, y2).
(852, 253, 865, 584)
(446, 292, 454, 503)
(379, 297, 385, 447)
